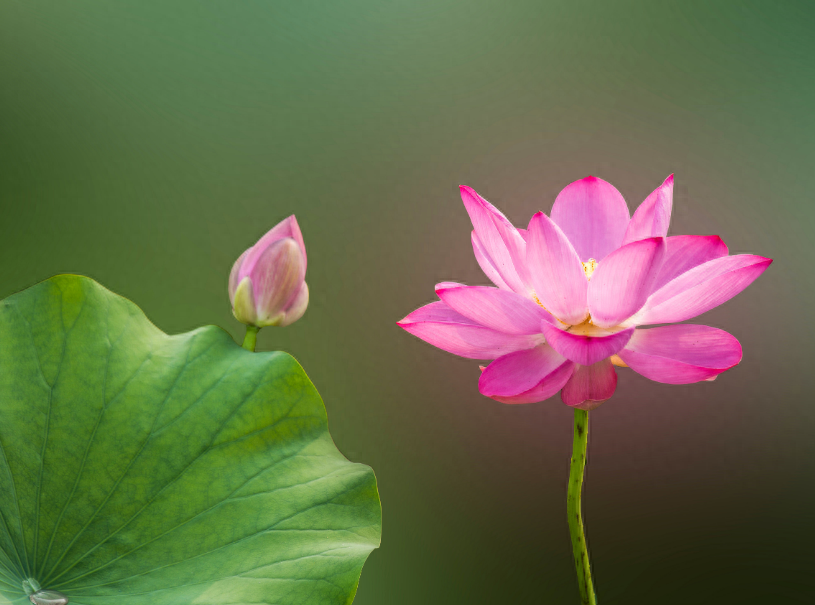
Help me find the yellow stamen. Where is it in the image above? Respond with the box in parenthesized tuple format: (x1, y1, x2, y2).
(582, 258, 598, 280)
(567, 320, 613, 337)
(610, 354, 628, 367)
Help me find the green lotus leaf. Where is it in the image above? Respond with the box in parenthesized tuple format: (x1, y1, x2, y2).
(0, 275, 381, 604)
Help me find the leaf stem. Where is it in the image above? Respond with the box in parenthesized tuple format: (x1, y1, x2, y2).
(567, 408, 596, 604)
(242, 326, 259, 352)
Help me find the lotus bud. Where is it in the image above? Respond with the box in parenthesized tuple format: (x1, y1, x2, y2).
(229, 216, 309, 328)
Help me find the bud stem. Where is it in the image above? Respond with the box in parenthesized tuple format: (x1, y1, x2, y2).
(567, 408, 596, 604)
(242, 325, 259, 352)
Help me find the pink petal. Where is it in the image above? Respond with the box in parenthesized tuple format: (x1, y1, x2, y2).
(550, 176, 631, 262)
(622, 174, 673, 246)
(436, 280, 464, 290)
(251, 238, 306, 321)
(561, 359, 618, 410)
(460, 186, 527, 293)
(525, 212, 589, 325)
(472, 231, 511, 290)
(242, 215, 307, 277)
(632, 255, 773, 325)
(478, 344, 575, 404)
(279, 281, 309, 327)
(436, 283, 555, 335)
(651, 235, 729, 293)
(541, 322, 635, 366)
(587, 237, 666, 328)
(618, 325, 742, 384)
(228, 248, 250, 301)
(398, 301, 541, 359)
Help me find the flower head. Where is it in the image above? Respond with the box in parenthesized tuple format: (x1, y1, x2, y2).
(398, 176, 771, 409)
(229, 215, 309, 328)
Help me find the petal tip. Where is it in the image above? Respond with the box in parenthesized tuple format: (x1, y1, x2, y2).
(459, 185, 478, 205)
(750, 256, 774, 272)
(459, 184, 478, 200)
(434, 281, 462, 293)
(713, 234, 728, 248)
(288, 214, 303, 235)
(527, 210, 547, 227)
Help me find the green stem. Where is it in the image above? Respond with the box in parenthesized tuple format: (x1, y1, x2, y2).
(567, 408, 596, 604)
(242, 325, 259, 352)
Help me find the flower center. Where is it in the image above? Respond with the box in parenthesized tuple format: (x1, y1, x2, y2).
(582, 258, 598, 280)
(532, 258, 599, 327)
(566, 320, 611, 337)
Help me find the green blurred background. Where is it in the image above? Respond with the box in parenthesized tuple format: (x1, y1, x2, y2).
(1, 1, 813, 603)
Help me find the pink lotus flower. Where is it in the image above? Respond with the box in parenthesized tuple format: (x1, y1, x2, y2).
(229, 215, 309, 328)
(398, 176, 772, 409)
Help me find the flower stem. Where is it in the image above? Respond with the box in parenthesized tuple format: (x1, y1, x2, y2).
(568, 408, 596, 604)
(242, 325, 259, 352)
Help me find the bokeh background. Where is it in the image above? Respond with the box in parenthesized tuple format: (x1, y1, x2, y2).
(1, 1, 813, 603)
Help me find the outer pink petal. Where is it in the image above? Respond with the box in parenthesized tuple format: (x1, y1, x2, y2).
(587, 237, 666, 328)
(228, 248, 250, 301)
(279, 281, 309, 327)
(435, 280, 465, 290)
(622, 175, 673, 246)
(550, 176, 631, 262)
(632, 255, 773, 325)
(541, 322, 635, 366)
(436, 283, 555, 335)
(618, 325, 742, 384)
(251, 238, 306, 320)
(525, 212, 589, 325)
(561, 359, 617, 410)
(472, 231, 511, 290)
(242, 215, 307, 277)
(397, 301, 541, 359)
(460, 186, 527, 293)
(652, 235, 729, 293)
(478, 344, 575, 404)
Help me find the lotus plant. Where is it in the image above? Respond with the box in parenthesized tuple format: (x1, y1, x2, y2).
(398, 175, 771, 603)
(229, 215, 309, 351)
